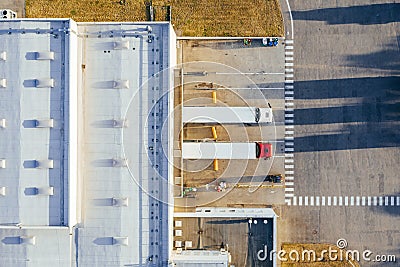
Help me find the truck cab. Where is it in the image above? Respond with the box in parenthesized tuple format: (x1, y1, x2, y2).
(256, 143, 272, 158)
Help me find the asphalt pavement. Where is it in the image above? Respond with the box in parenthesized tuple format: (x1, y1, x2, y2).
(279, 1, 400, 266)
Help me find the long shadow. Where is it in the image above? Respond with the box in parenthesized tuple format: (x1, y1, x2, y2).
(294, 76, 400, 152)
(345, 43, 400, 71)
(292, 3, 400, 25)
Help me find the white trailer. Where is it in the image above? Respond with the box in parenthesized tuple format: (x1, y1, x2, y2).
(182, 106, 272, 124)
(182, 142, 272, 159)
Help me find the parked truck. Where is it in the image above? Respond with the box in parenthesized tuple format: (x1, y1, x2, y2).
(182, 106, 272, 124)
(182, 142, 272, 159)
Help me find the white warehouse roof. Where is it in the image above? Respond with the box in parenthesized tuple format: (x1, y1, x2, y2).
(0, 19, 176, 267)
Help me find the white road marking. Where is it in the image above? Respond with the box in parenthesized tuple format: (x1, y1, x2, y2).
(285, 187, 294, 192)
(284, 153, 294, 157)
(286, 45, 294, 50)
(333, 196, 337, 206)
(362, 197, 366, 206)
(285, 176, 294, 181)
(285, 142, 294, 146)
(322, 196, 325, 206)
(350, 196, 354, 206)
(285, 62, 294, 67)
(286, 40, 294, 44)
(285, 120, 294, 124)
(293, 196, 297, 206)
(356, 196, 360, 206)
(284, 158, 294, 164)
(310, 196, 314, 206)
(285, 136, 294, 141)
(285, 182, 294, 186)
(345, 196, 349, 206)
(285, 91, 294, 95)
(285, 165, 294, 169)
(215, 72, 284, 75)
(285, 57, 294, 61)
(285, 170, 294, 175)
(285, 102, 294, 106)
(285, 80, 294, 83)
(316, 196, 320, 206)
(285, 68, 294, 72)
(285, 131, 294, 135)
(379, 196, 383, 206)
(298, 196, 303, 206)
(285, 85, 294, 89)
(285, 108, 294, 112)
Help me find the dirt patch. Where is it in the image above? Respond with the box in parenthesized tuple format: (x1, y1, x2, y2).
(26, 0, 284, 36)
(281, 243, 360, 267)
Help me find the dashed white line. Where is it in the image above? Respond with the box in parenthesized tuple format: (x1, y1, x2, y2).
(286, 45, 294, 50)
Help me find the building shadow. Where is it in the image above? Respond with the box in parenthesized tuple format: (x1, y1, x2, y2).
(292, 3, 400, 25)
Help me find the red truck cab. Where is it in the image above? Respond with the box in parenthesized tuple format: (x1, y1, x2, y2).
(256, 143, 273, 158)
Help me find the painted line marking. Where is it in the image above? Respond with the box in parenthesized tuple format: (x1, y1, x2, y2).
(316, 196, 320, 206)
(285, 80, 294, 84)
(285, 57, 294, 61)
(298, 196, 303, 206)
(285, 188, 294, 192)
(286, 45, 294, 50)
(285, 199, 292, 205)
(285, 170, 294, 175)
(322, 196, 325, 206)
(285, 176, 294, 181)
(285, 40, 294, 44)
(379, 196, 383, 206)
(285, 108, 294, 112)
(285, 125, 294, 129)
(285, 85, 294, 89)
(373, 196, 377, 206)
(285, 120, 294, 124)
(368, 196, 371, 206)
(285, 102, 294, 106)
(285, 142, 294, 147)
(339, 196, 343, 206)
(310, 196, 314, 206)
(285, 68, 294, 73)
(285, 137, 294, 141)
(285, 131, 294, 135)
(285, 91, 294, 95)
(285, 51, 294, 56)
(284, 153, 294, 157)
(362, 197, 366, 206)
(356, 196, 360, 206)
(285, 96, 294, 101)
(215, 72, 284, 75)
(285, 62, 294, 67)
(285, 182, 294, 186)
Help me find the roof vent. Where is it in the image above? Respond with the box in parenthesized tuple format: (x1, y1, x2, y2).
(112, 119, 128, 128)
(0, 159, 5, 168)
(112, 237, 128, 246)
(35, 119, 54, 128)
(113, 80, 129, 89)
(35, 78, 54, 88)
(113, 41, 129, 50)
(112, 158, 127, 167)
(0, 187, 6, 196)
(0, 51, 6, 61)
(34, 159, 54, 169)
(0, 79, 6, 88)
(36, 187, 54, 196)
(35, 51, 55, 60)
(20, 236, 36, 245)
(0, 119, 5, 128)
(112, 197, 129, 207)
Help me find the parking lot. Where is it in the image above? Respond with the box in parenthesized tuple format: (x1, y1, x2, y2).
(173, 39, 286, 208)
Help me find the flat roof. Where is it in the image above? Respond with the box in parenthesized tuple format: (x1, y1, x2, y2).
(0, 19, 176, 267)
(75, 22, 175, 266)
(0, 19, 72, 227)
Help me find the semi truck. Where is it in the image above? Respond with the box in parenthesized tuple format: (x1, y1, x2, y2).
(182, 142, 272, 159)
(182, 106, 272, 124)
